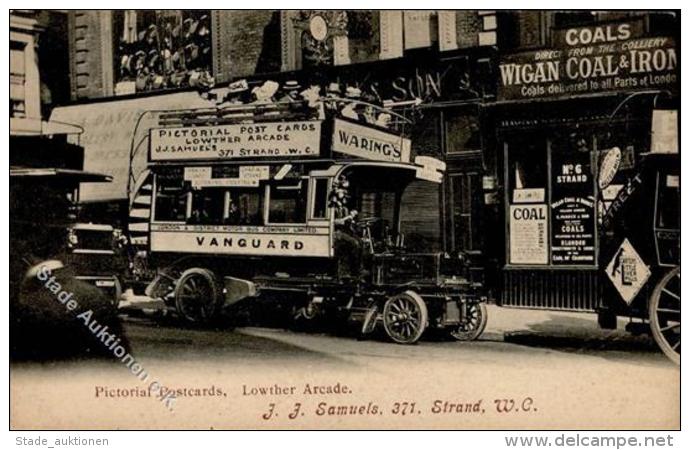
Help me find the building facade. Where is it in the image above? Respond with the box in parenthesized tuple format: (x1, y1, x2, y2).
(10, 10, 43, 134)
(49, 10, 679, 294)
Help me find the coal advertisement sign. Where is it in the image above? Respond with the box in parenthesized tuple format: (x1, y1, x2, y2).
(550, 151, 596, 265)
(498, 21, 677, 101)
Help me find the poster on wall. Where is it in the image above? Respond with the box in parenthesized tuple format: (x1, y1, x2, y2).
(550, 151, 596, 265)
(509, 204, 548, 265)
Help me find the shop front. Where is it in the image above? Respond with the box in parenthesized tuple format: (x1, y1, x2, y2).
(490, 19, 678, 312)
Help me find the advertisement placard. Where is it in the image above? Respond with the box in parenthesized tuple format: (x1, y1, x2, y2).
(509, 204, 548, 265)
(550, 151, 596, 265)
(150, 121, 322, 161)
(332, 119, 411, 163)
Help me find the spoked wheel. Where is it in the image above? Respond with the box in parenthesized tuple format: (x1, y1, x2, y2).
(649, 267, 680, 364)
(382, 291, 428, 344)
(174, 268, 220, 324)
(448, 302, 488, 341)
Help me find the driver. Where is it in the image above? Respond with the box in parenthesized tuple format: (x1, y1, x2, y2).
(329, 175, 364, 280)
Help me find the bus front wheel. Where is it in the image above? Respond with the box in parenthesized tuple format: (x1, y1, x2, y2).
(382, 291, 428, 344)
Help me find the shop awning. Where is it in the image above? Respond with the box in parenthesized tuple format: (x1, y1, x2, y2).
(10, 166, 113, 183)
(10, 118, 84, 136)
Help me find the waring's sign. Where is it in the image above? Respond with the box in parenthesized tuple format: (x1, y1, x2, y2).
(332, 119, 411, 163)
(498, 22, 677, 101)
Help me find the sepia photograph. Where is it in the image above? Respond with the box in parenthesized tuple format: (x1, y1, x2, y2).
(6, 6, 681, 435)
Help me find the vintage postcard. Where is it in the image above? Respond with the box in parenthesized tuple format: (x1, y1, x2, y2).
(9, 9, 680, 431)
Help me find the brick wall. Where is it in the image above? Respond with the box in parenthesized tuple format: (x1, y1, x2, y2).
(68, 11, 113, 100)
(212, 11, 282, 83)
(65, 9, 504, 101)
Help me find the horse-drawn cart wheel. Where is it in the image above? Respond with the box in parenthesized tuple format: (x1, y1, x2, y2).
(382, 291, 428, 344)
(649, 267, 680, 364)
(448, 302, 487, 341)
(174, 268, 220, 324)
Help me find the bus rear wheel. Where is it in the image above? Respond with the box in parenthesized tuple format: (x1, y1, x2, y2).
(448, 302, 487, 341)
(382, 291, 428, 344)
(649, 266, 680, 365)
(174, 268, 220, 324)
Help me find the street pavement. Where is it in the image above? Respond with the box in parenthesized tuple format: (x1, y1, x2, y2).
(11, 304, 679, 429)
(116, 304, 673, 369)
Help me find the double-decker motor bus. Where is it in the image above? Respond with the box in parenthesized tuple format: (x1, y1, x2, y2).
(126, 100, 486, 344)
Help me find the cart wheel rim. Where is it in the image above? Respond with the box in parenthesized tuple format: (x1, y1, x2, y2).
(383, 291, 427, 344)
(650, 267, 680, 364)
(175, 271, 217, 323)
(450, 302, 487, 341)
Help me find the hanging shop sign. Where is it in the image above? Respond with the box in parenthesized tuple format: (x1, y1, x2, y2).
(602, 172, 643, 229)
(605, 238, 651, 304)
(550, 151, 596, 265)
(332, 119, 411, 163)
(598, 147, 622, 190)
(497, 21, 677, 101)
(509, 204, 548, 265)
(414, 156, 446, 183)
(150, 121, 322, 161)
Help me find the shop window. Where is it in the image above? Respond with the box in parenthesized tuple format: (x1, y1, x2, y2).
(311, 178, 330, 220)
(445, 112, 481, 154)
(507, 139, 548, 203)
(10, 42, 26, 117)
(154, 177, 189, 222)
(451, 173, 482, 253)
(189, 188, 225, 225)
(112, 10, 212, 94)
(506, 134, 597, 267)
(505, 138, 549, 266)
(227, 189, 264, 226)
(268, 180, 308, 224)
(359, 192, 376, 218)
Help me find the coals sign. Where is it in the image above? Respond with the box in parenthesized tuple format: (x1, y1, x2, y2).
(498, 20, 677, 101)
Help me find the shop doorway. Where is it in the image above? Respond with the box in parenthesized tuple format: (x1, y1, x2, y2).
(449, 171, 483, 255)
(443, 107, 484, 258)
